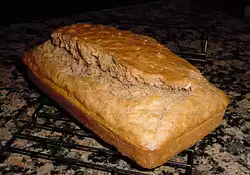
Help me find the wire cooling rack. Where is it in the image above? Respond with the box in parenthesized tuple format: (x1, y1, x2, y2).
(0, 23, 209, 175)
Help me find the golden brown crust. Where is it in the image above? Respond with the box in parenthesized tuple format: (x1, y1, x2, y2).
(51, 23, 201, 89)
(23, 23, 229, 169)
(24, 62, 225, 169)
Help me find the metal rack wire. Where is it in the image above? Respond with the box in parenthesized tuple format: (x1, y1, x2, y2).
(0, 23, 209, 175)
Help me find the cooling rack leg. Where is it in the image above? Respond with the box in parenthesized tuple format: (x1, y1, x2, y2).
(185, 145, 195, 175)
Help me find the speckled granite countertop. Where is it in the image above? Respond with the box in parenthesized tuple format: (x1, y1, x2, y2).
(0, 0, 249, 174)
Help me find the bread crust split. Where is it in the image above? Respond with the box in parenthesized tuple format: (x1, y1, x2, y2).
(23, 23, 229, 169)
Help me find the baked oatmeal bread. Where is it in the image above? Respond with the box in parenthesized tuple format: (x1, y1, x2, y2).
(23, 23, 229, 169)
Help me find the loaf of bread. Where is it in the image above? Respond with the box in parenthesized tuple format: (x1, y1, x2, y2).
(23, 23, 229, 169)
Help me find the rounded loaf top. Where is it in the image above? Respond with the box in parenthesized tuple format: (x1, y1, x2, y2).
(52, 23, 203, 89)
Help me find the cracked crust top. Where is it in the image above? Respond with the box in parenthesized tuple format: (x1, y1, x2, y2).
(52, 23, 205, 89)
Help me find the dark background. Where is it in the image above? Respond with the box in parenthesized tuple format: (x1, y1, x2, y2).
(0, 0, 249, 26)
(192, 0, 249, 19)
(0, 1, 156, 26)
